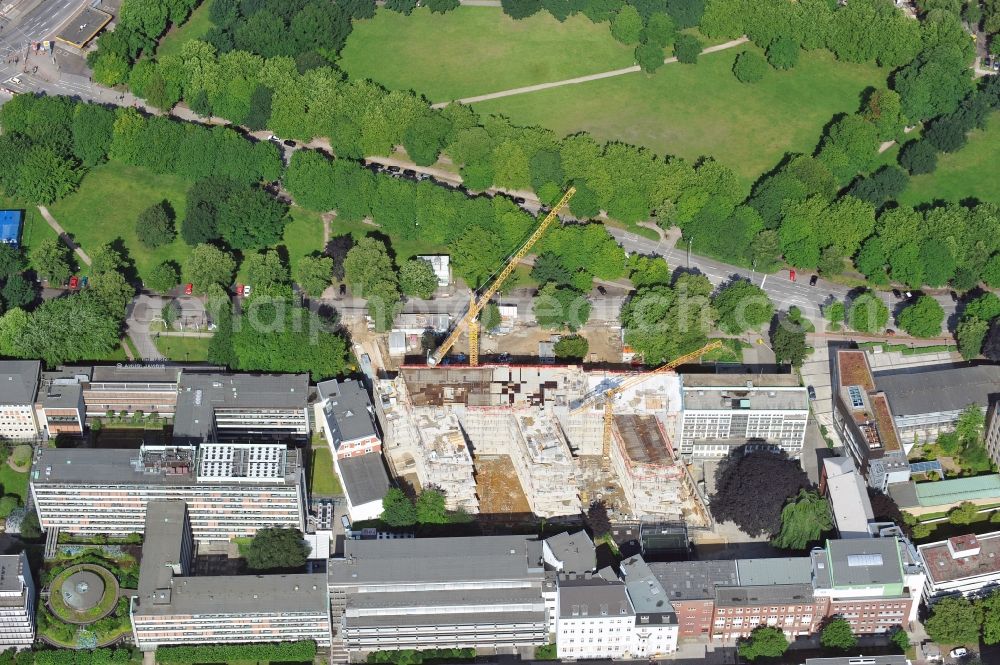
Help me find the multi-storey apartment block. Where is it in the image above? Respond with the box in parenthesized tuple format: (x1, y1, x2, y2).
(173, 372, 310, 443)
(30, 443, 306, 541)
(677, 374, 808, 458)
(131, 500, 330, 650)
(0, 361, 41, 440)
(328, 536, 553, 655)
(556, 571, 636, 660)
(35, 370, 86, 436)
(0, 553, 35, 648)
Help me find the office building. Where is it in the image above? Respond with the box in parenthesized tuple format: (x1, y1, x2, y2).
(31, 443, 306, 541)
(875, 364, 1000, 446)
(917, 531, 1000, 603)
(83, 365, 182, 417)
(131, 500, 330, 650)
(556, 571, 635, 660)
(0, 553, 35, 648)
(619, 556, 679, 658)
(35, 370, 87, 436)
(328, 536, 554, 655)
(0, 361, 40, 440)
(677, 374, 809, 458)
(173, 372, 309, 443)
(832, 350, 910, 491)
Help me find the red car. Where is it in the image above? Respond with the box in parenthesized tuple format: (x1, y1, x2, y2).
(789, 269, 796, 282)
(68, 276, 79, 289)
(183, 283, 194, 295)
(235, 283, 244, 297)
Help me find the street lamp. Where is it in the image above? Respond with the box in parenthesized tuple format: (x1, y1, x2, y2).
(686, 237, 693, 268)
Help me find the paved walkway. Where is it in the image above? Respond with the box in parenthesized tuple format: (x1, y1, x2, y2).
(37, 205, 91, 266)
(431, 37, 750, 108)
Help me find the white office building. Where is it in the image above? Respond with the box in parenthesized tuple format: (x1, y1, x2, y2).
(917, 532, 1000, 603)
(0, 553, 35, 648)
(0, 361, 40, 440)
(678, 374, 809, 458)
(556, 571, 636, 660)
(30, 443, 306, 542)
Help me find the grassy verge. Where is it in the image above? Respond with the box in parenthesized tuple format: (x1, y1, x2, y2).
(310, 446, 344, 496)
(47, 162, 191, 284)
(472, 46, 886, 183)
(154, 335, 211, 362)
(341, 7, 635, 102)
(0, 465, 29, 503)
(157, 0, 216, 59)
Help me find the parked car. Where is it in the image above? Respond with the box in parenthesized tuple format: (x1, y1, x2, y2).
(282, 139, 296, 147)
(994, 58, 1000, 71)
(68, 276, 79, 289)
(236, 283, 244, 297)
(950, 290, 959, 302)
(597, 285, 607, 295)
(885, 329, 896, 336)
(184, 283, 194, 295)
(80, 276, 88, 288)
(807, 385, 817, 400)
(339, 284, 347, 297)
(809, 274, 819, 286)
(904, 290, 913, 298)
(892, 289, 902, 298)
(243, 285, 252, 297)
(387, 165, 401, 173)
(403, 169, 416, 178)
(949, 647, 968, 659)
(789, 269, 796, 282)
(514, 197, 526, 205)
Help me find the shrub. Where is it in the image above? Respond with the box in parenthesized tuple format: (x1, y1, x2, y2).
(674, 34, 703, 63)
(733, 51, 767, 83)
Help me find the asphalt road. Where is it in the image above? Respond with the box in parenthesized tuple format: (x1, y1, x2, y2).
(0, 0, 83, 79)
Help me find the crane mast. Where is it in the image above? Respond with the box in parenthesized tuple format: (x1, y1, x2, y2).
(428, 187, 576, 367)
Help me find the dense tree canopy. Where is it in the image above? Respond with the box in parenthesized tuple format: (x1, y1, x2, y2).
(711, 449, 809, 537)
(820, 618, 858, 651)
(897, 295, 945, 338)
(713, 279, 774, 334)
(772, 490, 832, 550)
(738, 626, 789, 662)
(245, 527, 310, 571)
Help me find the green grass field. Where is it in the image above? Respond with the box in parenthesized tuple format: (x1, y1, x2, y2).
(0, 464, 29, 503)
(310, 446, 343, 496)
(48, 162, 191, 284)
(473, 45, 886, 182)
(897, 113, 1000, 206)
(154, 335, 211, 361)
(157, 0, 215, 59)
(340, 7, 635, 102)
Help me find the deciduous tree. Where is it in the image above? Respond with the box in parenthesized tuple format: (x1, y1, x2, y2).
(135, 201, 176, 248)
(186, 244, 236, 294)
(673, 34, 702, 63)
(738, 626, 789, 662)
(820, 618, 858, 651)
(848, 292, 889, 333)
(245, 527, 310, 570)
(733, 50, 766, 83)
(713, 279, 773, 333)
(711, 449, 809, 537)
(897, 295, 945, 338)
(610, 6, 644, 44)
(294, 255, 333, 298)
(382, 488, 417, 527)
(925, 596, 981, 645)
(400, 259, 439, 299)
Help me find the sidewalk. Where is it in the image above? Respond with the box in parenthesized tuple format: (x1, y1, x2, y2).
(37, 205, 91, 266)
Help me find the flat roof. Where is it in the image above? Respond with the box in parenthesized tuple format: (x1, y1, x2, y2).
(39, 380, 81, 410)
(837, 350, 875, 391)
(919, 530, 1000, 585)
(0, 360, 40, 404)
(914, 474, 1000, 506)
(0, 554, 26, 592)
(337, 454, 390, 507)
(137, 500, 189, 595)
(824, 538, 903, 588)
(33, 445, 300, 487)
(544, 530, 597, 574)
(650, 560, 738, 601)
(715, 583, 814, 606)
(329, 535, 544, 586)
(317, 380, 377, 445)
(803, 657, 908, 665)
(55, 7, 112, 47)
(136, 572, 328, 616)
(875, 364, 1000, 416)
(827, 470, 875, 537)
(681, 375, 807, 412)
(174, 372, 308, 442)
(620, 556, 676, 622)
(89, 365, 182, 384)
(736, 557, 813, 586)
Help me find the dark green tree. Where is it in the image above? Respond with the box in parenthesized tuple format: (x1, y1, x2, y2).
(897, 295, 945, 338)
(820, 617, 858, 650)
(738, 626, 789, 661)
(135, 201, 176, 248)
(382, 488, 417, 527)
(733, 50, 767, 83)
(899, 140, 938, 175)
(1, 275, 35, 311)
(713, 280, 774, 334)
(766, 35, 799, 70)
(554, 334, 589, 360)
(673, 34, 703, 63)
(400, 259, 439, 299)
(245, 527, 310, 571)
(635, 42, 665, 72)
(925, 596, 981, 645)
(501, 0, 543, 19)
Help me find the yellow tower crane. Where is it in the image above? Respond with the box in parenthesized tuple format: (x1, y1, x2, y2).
(570, 341, 722, 466)
(428, 187, 576, 367)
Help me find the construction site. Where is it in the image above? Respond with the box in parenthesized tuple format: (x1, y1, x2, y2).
(372, 364, 711, 526)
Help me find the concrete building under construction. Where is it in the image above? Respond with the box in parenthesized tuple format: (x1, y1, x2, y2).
(372, 365, 709, 524)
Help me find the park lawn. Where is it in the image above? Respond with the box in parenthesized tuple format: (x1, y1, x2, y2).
(897, 113, 1000, 207)
(0, 196, 58, 273)
(282, 206, 326, 275)
(472, 46, 887, 183)
(310, 445, 343, 496)
(48, 162, 191, 284)
(340, 7, 635, 102)
(157, 0, 215, 59)
(0, 465, 29, 503)
(154, 335, 211, 362)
